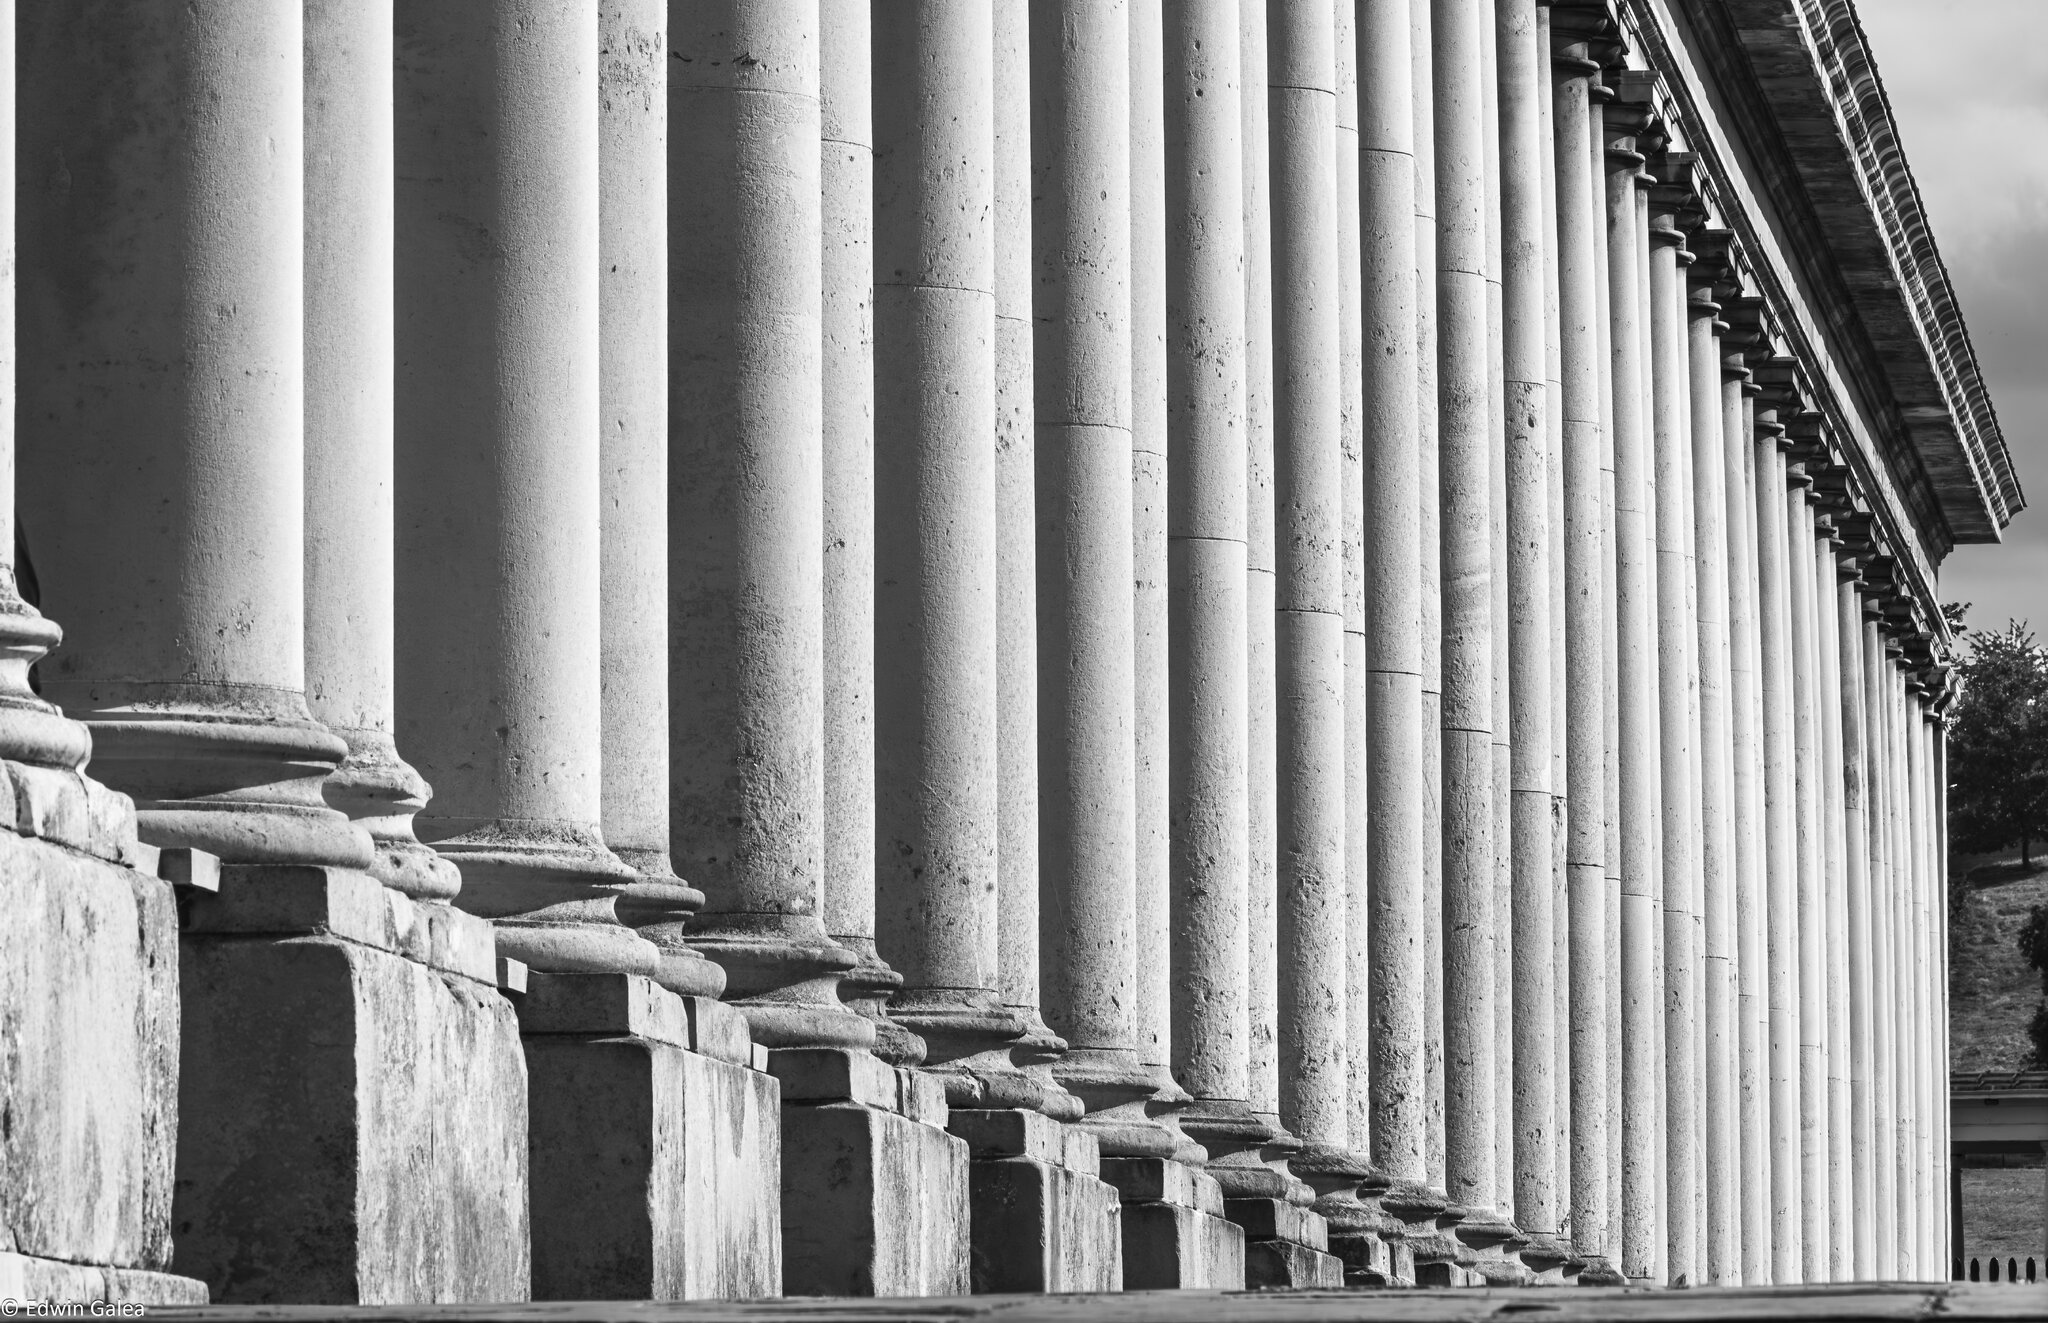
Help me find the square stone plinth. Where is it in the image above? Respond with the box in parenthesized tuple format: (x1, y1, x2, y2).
(520, 975, 779, 1301)
(1330, 1225, 1414, 1286)
(173, 867, 529, 1304)
(0, 827, 197, 1295)
(776, 1050, 971, 1296)
(1101, 1157, 1246, 1290)
(1226, 1198, 1341, 1288)
(948, 1108, 1122, 1293)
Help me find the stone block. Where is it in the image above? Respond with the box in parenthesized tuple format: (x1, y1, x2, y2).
(681, 994, 754, 1066)
(1118, 1200, 1246, 1290)
(896, 1066, 951, 1127)
(173, 930, 529, 1303)
(0, 1253, 209, 1304)
(947, 1106, 1063, 1163)
(514, 971, 690, 1049)
(1331, 1227, 1412, 1286)
(1245, 1239, 1344, 1289)
(1224, 1196, 1330, 1251)
(0, 833, 185, 1276)
(1061, 1125, 1101, 1178)
(963, 1153, 1122, 1294)
(781, 1101, 970, 1296)
(769, 1046, 900, 1108)
(525, 1036, 780, 1300)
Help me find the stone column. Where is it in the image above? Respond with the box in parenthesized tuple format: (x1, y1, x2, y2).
(1754, 411, 1802, 1279)
(304, 0, 460, 904)
(1863, 606, 1896, 1279)
(1434, 0, 1507, 1253)
(870, 0, 1037, 1105)
(1269, 0, 1349, 1194)
(1131, 0, 1177, 1122)
(669, 0, 869, 1045)
(1413, 0, 1448, 1194)
(1786, 480, 1828, 1282)
(1499, 0, 1564, 1274)
(821, 0, 916, 1062)
(391, 0, 648, 974)
(993, 0, 1072, 1103)
(1360, 0, 1442, 1267)
(1602, 91, 1660, 1285)
(1031, 0, 1174, 1157)
(1836, 540, 1877, 1280)
(1549, 14, 1617, 1280)
(1647, 179, 1697, 1287)
(1815, 520, 1852, 1281)
(19, 0, 368, 871)
(1242, 0, 1284, 1151)
(1686, 260, 1737, 1285)
(596, 0, 726, 998)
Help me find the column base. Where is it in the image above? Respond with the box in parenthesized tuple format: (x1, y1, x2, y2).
(173, 865, 530, 1304)
(516, 973, 779, 1300)
(948, 1108, 1123, 1292)
(1331, 1225, 1415, 1287)
(1101, 1157, 1247, 1289)
(773, 1049, 971, 1296)
(0, 810, 191, 1292)
(1226, 1199, 1342, 1287)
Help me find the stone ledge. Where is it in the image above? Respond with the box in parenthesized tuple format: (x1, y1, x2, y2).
(1224, 1197, 1330, 1252)
(769, 1048, 950, 1124)
(0, 1254, 207, 1305)
(180, 864, 497, 986)
(1100, 1156, 1226, 1217)
(946, 1108, 1102, 1178)
(0, 761, 149, 868)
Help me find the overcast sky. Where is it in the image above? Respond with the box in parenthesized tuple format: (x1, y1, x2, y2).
(1853, 0, 2048, 637)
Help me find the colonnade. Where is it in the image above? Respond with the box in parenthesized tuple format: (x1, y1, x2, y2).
(1, 0, 1961, 1298)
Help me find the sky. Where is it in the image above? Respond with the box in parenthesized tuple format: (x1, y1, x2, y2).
(1854, 0, 2048, 638)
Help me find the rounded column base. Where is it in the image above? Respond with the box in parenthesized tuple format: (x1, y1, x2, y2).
(688, 912, 877, 1051)
(1181, 1098, 1286, 1199)
(322, 727, 462, 902)
(893, 992, 1056, 1113)
(0, 597, 91, 771)
(613, 851, 727, 998)
(1003, 1007, 1085, 1122)
(834, 935, 926, 1065)
(1053, 1046, 1195, 1160)
(421, 816, 659, 976)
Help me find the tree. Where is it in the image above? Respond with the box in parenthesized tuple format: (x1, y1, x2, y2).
(1948, 616, 2048, 866)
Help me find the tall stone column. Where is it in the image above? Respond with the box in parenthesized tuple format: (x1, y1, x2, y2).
(393, 0, 645, 974)
(1031, 0, 1174, 1158)
(1595, 70, 1626, 1268)
(598, 0, 725, 998)
(1499, 0, 1564, 1275)
(1835, 535, 1877, 1280)
(821, 0, 916, 1062)
(993, 0, 1071, 1103)
(669, 0, 869, 1046)
(1814, 519, 1852, 1281)
(1603, 91, 1660, 1285)
(1434, 0, 1508, 1255)
(1754, 409, 1802, 1279)
(870, 0, 1036, 1106)
(1863, 605, 1896, 1279)
(1686, 255, 1737, 1285)
(1269, 0, 1349, 1200)
(1549, 14, 1619, 1281)
(19, 0, 368, 871)
(305, 0, 460, 904)
(1360, 0, 1442, 1274)
(1131, 0, 1177, 1123)
(1786, 479, 1829, 1282)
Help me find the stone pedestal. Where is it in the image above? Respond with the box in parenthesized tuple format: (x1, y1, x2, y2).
(1228, 1199, 1343, 1288)
(515, 974, 779, 1301)
(173, 866, 528, 1304)
(1103, 1157, 1247, 1289)
(0, 780, 206, 1306)
(1330, 1219, 1416, 1288)
(948, 1109, 1122, 1293)
(774, 1049, 971, 1296)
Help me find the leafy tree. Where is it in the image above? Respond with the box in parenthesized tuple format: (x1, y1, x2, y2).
(1948, 616, 2048, 866)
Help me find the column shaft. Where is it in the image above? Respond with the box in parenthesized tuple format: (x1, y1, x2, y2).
(1165, 0, 1270, 1178)
(1816, 528, 1852, 1281)
(822, 0, 912, 1058)
(1864, 611, 1896, 1278)
(1787, 487, 1829, 1281)
(395, 0, 657, 971)
(1271, 0, 1348, 1172)
(1755, 432, 1802, 1277)
(306, 0, 460, 903)
(1549, 24, 1614, 1275)
(1030, 0, 1175, 1156)
(1500, 0, 1562, 1256)
(21, 0, 367, 867)
(669, 0, 868, 1043)
(1839, 564, 1877, 1279)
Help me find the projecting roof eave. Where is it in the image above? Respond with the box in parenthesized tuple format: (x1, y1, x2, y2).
(1705, 0, 2022, 550)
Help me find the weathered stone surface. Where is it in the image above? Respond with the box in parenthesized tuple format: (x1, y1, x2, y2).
(1244, 1239, 1344, 1288)
(781, 1102, 970, 1297)
(770, 1047, 900, 1109)
(0, 1254, 209, 1305)
(1118, 1202, 1247, 1290)
(964, 1155, 1122, 1294)
(525, 1037, 779, 1301)
(0, 834, 181, 1273)
(1224, 1197, 1329, 1251)
(173, 931, 528, 1303)
(516, 972, 690, 1049)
